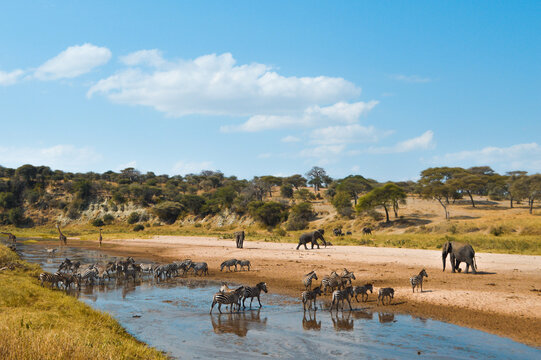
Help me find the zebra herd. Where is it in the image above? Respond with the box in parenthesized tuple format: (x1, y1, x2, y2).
(210, 281, 268, 314)
(220, 258, 251, 272)
(38, 256, 212, 290)
(301, 267, 429, 311)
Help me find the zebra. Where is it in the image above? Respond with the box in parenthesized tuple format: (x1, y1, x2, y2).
(174, 259, 192, 275)
(243, 282, 268, 309)
(353, 283, 373, 302)
(330, 286, 355, 311)
(139, 263, 153, 276)
(78, 267, 98, 286)
(57, 272, 80, 290)
(189, 262, 209, 276)
(39, 271, 63, 289)
(302, 286, 323, 311)
(210, 286, 245, 314)
(339, 269, 356, 287)
(220, 259, 238, 272)
(377, 287, 395, 305)
(303, 270, 318, 290)
(236, 260, 251, 271)
(153, 263, 177, 279)
(322, 271, 340, 294)
(410, 269, 428, 293)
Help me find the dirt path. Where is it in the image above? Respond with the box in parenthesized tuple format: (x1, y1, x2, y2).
(73, 235, 541, 347)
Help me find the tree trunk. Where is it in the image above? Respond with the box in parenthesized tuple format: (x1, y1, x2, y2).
(510, 197, 513, 208)
(530, 198, 534, 214)
(393, 201, 398, 218)
(467, 191, 475, 207)
(383, 205, 390, 223)
(354, 194, 358, 206)
(445, 196, 449, 204)
(437, 198, 450, 220)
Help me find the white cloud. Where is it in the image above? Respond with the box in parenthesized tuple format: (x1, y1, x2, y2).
(257, 153, 272, 159)
(389, 74, 432, 83)
(368, 130, 435, 154)
(0, 144, 102, 171)
(117, 160, 137, 170)
(172, 160, 213, 175)
(221, 101, 378, 132)
(299, 145, 346, 165)
(309, 124, 387, 145)
(35, 43, 112, 80)
(0, 69, 24, 86)
(88, 52, 361, 118)
(433, 142, 541, 172)
(281, 135, 301, 143)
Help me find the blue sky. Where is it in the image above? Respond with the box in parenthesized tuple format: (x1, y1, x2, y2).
(0, 1, 540, 181)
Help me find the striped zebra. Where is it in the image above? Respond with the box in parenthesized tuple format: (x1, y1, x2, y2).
(339, 269, 356, 287)
(174, 259, 192, 276)
(352, 283, 373, 302)
(243, 282, 268, 309)
(236, 260, 251, 271)
(139, 263, 153, 276)
(322, 271, 340, 294)
(78, 266, 98, 286)
(57, 273, 80, 290)
(220, 259, 238, 272)
(301, 286, 323, 311)
(330, 286, 354, 311)
(210, 286, 245, 314)
(377, 287, 395, 305)
(410, 269, 428, 293)
(153, 263, 177, 279)
(190, 262, 209, 276)
(39, 271, 63, 289)
(303, 270, 318, 290)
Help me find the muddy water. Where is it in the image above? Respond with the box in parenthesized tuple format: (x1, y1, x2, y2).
(17, 241, 541, 359)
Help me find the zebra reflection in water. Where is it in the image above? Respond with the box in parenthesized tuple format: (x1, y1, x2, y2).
(210, 309, 267, 337)
(302, 311, 321, 331)
(331, 311, 354, 332)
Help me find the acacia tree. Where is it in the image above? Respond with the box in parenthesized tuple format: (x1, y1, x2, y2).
(306, 166, 332, 193)
(356, 183, 407, 223)
(512, 175, 541, 214)
(419, 169, 456, 219)
(283, 174, 307, 190)
(449, 171, 487, 207)
(506, 171, 528, 208)
(336, 175, 372, 205)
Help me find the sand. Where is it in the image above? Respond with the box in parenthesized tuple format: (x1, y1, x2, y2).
(71, 235, 541, 347)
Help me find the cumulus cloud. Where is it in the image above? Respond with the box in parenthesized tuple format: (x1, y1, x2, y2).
(35, 43, 111, 80)
(172, 160, 213, 175)
(389, 74, 432, 83)
(368, 130, 435, 154)
(221, 101, 378, 132)
(88, 52, 361, 118)
(0, 69, 24, 86)
(309, 124, 387, 145)
(433, 142, 541, 172)
(281, 135, 301, 143)
(299, 144, 346, 165)
(0, 144, 102, 171)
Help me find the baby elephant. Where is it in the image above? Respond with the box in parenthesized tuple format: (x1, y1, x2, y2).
(377, 287, 395, 305)
(236, 259, 251, 271)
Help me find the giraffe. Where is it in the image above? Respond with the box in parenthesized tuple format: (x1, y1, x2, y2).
(56, 224, 67, 245)
(99, 228, 102, 247)
(1, 232, 16, 244)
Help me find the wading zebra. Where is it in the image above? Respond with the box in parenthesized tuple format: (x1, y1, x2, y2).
(220, 259, 238, 272)
(330, 286, 354, 311)
(210, 286, 245, 314)
(302, 286, 323, 311)
(243, 282, 268, 309)
(352, 283, 373, 302)
(410, 269, 428, 293)
(377, 287, 395, 305)
(190, 262, 209, 276)
(78, 266, 98, 286)
(39, 271, 63, 289)
(339, 269, 356, 287)
(236, 260, 251, 271)
(57, 273, 80, 290)
(303, 270, 318, 290)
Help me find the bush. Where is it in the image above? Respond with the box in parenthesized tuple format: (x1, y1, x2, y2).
(248, 201, 288, 227)
(133, 224, 145, 232)
(194, 223, 202, 228)
(152, 201, 183, 224)
(91, 218, 105, 227)
(66, 206, 80, 220)
(102, 214, 115, 224)
(294, 189, 316, 201)
(490, 226, 504, 237)
(285, 202, 315, 230)
(127, 212, 140, 224)
(332, 191, 354, 218)
(8, 207, 26, 227)
(274, 227, 287, 237)
(280, 184, 294, 198)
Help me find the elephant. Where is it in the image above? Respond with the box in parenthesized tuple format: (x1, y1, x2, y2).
(296, 229, 326, 250)
(442, 241, 477, 274)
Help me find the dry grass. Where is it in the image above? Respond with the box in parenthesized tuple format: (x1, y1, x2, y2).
(0, 245, 166, 360)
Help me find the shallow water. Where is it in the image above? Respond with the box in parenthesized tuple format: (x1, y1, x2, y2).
(15, 241, 541, 359)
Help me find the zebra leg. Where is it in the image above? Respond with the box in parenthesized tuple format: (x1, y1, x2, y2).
(347, 298, 352, 311)
(242, 298, 246, 309)
(210, 301, 216, 314)
(250, 297, 254, 309)
(258, 296, 262, 308)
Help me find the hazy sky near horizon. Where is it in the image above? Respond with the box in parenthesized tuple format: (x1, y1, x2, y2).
(0, 1, 540, 181)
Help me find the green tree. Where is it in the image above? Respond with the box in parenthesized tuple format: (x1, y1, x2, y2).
(8, 207, 26, 227)
(283, 174, 307, 190)
(152, 201, 183, 224)
(356, 183, 406, 222)
(506, 171, 528, 208)
(180, 194, 206, 215)
(331, 191, 354, 217)
(213, 186, 237, 208)
(248, 201, 288, 227)
(294, 188, 316, 201)
(259, 176, 283, 197)
(0, 192, 17, 209)
(127, 212, 140, 224)
(306, 166, 331, 192)
(336, 175, 372, 205)
(280, 184, 294, 198)
(285, 202, 314, 230)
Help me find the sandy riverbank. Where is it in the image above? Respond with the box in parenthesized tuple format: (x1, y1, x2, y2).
(67, 235, 541, 347)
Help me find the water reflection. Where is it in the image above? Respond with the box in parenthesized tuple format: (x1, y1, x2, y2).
(351, 310, 373, 320)
(331, 311, 354, 332)
(210, 309, 267, 337)
(302, 311, 321, 331)
(378, 312, 395, 324)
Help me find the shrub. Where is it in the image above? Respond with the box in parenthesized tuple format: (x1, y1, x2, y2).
(91, 218, 105, 227)
(248, 201, 288, 227)
(102, 214, 115, 224)
(127, 212, 140, 224)
(331, 191, 354, 218)
(133, 224, 144, 232)
(490, 226, 504, 237)
(274, 227, 287, 237)
(66, 206, 80, 220)
(8, 207, 26, 227)
(294, 188, 316, 201)
(152, 201, 183, 224)
(194, 223, 202, 228)
(280, 184, 294, 198)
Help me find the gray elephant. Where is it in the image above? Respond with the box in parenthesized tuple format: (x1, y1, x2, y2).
(442, 241, 477, 274)
(296, 229, 326, 250)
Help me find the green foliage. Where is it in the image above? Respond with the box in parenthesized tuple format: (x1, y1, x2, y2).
(285, 202, 314, 230)
(306, 166, 332, 192)
(294, 188, 316, 201)
(133, 224, 145, 231)
(335, 175, 372, 204)
(213, 186, 237, 208)
(152, 201, 183, 224)
(332, 191, 354, 217)
(8, 207, 26, 227)
(248, 201, 288, 227)
(91, 218, 105, 227)
(280, 184, 294, 198)
(180, 194, 206, 215)
(0, 192, 16, 209)
(490, 226, 504, 236)
(102, 214, 115, 224)
(356, 183, 407, 222)
(127, 212, 140, 224)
